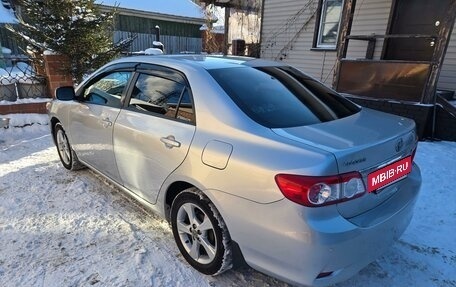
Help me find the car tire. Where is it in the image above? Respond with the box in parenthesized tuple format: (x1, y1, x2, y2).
(54, 123, 85, 171)
(171, 188, 232, 275)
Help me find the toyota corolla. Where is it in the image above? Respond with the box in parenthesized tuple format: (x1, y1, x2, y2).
(48, 55, 421, 286)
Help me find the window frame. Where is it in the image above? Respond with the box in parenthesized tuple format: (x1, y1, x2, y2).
(76, 69, 134, 109)
(312, 0, 345, 51)
(123, 68, 196, 125)
(75, 63, 136, 108)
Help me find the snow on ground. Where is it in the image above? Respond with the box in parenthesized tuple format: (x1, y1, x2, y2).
(0, 114, 455, 287)
(0, 114, 49, 146)
(0, 97, 51, 106)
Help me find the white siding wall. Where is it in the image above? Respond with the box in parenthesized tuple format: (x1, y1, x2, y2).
(261, 0, 393, 86)
(261, 0, 336, 85)
(438, 21, 456, 92)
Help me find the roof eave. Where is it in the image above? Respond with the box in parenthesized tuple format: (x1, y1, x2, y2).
(99, 5, 206, 25)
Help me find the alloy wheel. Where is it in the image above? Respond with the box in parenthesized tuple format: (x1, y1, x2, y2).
(176, 202, 217, 264)
(56, 129, 71, 165)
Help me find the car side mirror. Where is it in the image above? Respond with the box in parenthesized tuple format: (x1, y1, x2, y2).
(55, 86, 76, 101)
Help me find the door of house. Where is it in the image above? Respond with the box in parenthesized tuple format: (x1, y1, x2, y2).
(383, 0, 453, 61)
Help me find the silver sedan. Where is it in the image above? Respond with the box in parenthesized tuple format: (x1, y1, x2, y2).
(48, 55, 421, 286)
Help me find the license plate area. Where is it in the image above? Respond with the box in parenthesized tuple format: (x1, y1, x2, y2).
(367, 156, 412, 193)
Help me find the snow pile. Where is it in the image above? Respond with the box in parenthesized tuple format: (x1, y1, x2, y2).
(96, 0, 204, 19)
(2, 113, 48, 127)
(200, 24, 225, 34)
(144, 48, 164, 55)
(0, 2, 16, 24)
(1, 47, 12, 54)
(0, 97, 51, 106)
(0, 116, 455, 286)
(0, 113, 48, 146)
(43, 50, 58, 56)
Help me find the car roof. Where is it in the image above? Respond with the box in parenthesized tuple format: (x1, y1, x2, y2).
(109, 54, 287, 70)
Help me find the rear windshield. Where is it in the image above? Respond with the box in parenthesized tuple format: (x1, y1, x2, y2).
(209, 66, 360, 128)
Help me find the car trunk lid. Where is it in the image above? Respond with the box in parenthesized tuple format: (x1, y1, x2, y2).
(272, 109, 417, 218)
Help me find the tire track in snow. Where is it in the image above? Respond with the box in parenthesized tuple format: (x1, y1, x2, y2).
(2, 128, 455, 287)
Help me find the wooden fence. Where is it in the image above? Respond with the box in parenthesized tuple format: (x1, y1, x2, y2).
(1, 28, 202, 57)
(0, 25, 24, 56)
(114, 31, 202, 54)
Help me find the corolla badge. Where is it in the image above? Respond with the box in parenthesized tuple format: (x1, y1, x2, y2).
(344, 157, 366, 166)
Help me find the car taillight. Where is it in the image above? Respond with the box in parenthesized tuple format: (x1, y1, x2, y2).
(410, 130, 418, 162)
(275, 172, 366, 207)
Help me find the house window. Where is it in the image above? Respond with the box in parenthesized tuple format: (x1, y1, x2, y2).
(314, 0, 344, 49)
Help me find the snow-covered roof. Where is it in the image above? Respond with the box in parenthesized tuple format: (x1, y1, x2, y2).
(0, 4, 16, 24)
(97, 0, 204, 20)
(200, 24, 225, 34)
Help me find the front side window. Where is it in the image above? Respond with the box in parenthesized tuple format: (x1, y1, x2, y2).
(314, 0, 344, 49)
(81, 71, 131, 107)
(128, 73, 195, 123)
(209, 66, 359, 128)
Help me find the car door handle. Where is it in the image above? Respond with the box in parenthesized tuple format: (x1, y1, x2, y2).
(78, 104, 90, 111)
(160, 135, 181, 149)
(101, 117, 112, 128)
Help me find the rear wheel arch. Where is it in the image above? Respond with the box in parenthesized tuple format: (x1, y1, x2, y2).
(164, 181, 196, 221)
(164, 181, 226, 222)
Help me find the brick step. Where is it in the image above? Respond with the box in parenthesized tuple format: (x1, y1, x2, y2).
(0, 102, 49, 115)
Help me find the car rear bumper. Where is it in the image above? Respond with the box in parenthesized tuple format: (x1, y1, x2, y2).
(206, 164, 421, 286)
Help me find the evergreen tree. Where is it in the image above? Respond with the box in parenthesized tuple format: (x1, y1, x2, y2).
(8, 0, 133, 82)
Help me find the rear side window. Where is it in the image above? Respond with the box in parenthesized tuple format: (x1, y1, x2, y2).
(128, 73, 195, 123)
(209, 66, 359, 128)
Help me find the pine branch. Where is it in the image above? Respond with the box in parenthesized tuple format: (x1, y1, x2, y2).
(9, 0, 133, 82)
